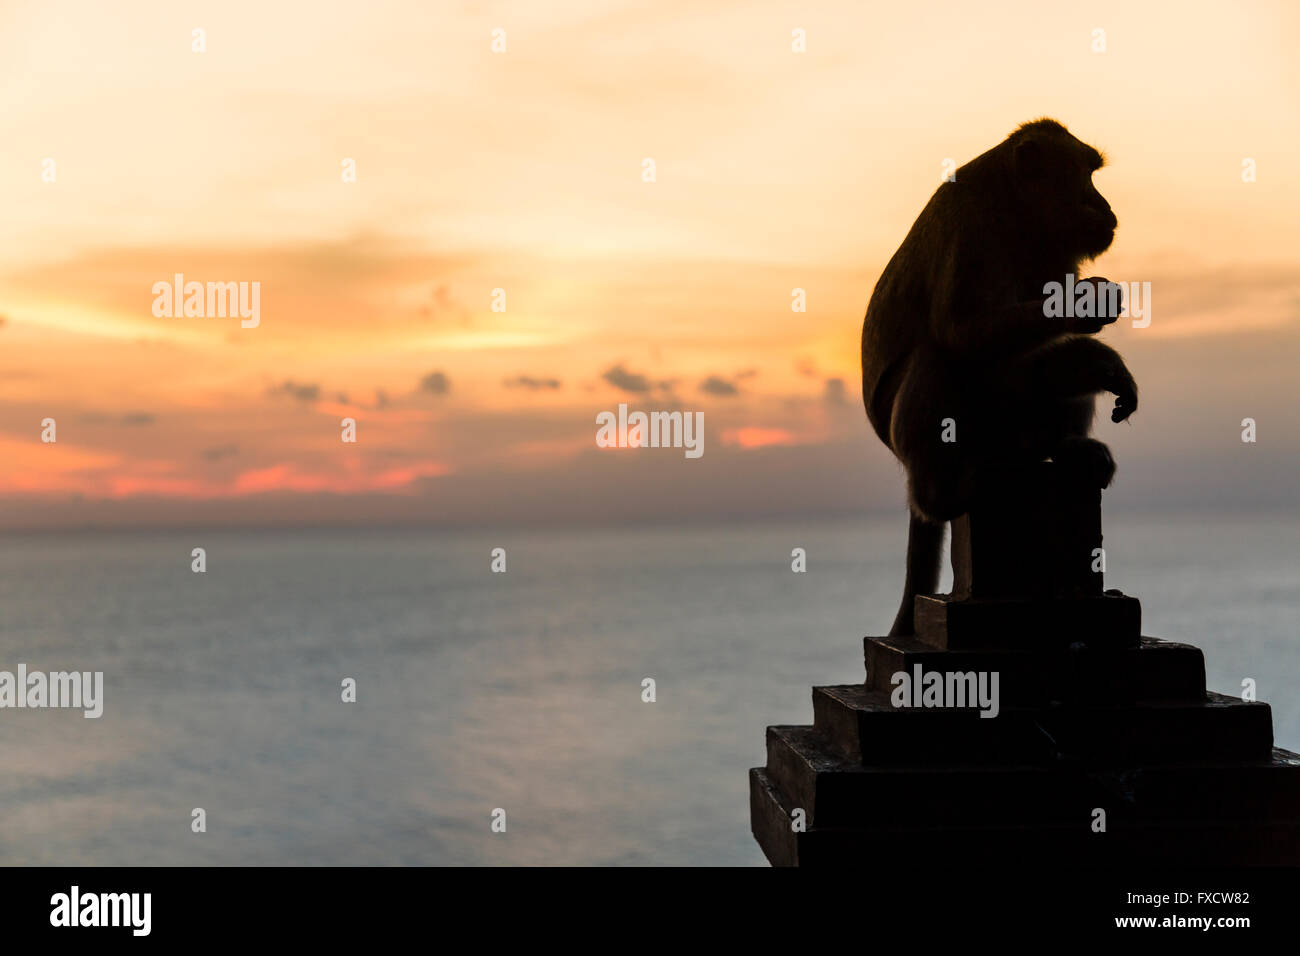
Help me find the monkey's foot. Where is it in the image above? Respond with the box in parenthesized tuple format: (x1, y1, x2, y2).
(1051, 436, 1116, 488)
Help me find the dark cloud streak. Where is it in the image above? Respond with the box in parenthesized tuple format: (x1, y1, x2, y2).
(505, 375, 562, 390)
(420, 371, 451, 395)
(267, 380, 321, 402)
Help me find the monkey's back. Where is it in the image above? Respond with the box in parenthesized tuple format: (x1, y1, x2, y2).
(860, 184, 956, 449)
(861, 143, 1025, 451)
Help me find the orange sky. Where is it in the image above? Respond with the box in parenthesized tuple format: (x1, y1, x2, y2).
(1, 0, 1297, 527)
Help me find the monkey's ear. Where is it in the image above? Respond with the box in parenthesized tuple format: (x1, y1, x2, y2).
(1013, 139, 1049, 180)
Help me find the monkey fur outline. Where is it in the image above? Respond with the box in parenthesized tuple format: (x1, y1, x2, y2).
(861, 119, 1138, 636)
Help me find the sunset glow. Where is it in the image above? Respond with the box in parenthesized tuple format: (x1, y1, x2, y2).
(2, 0, 1297, 527)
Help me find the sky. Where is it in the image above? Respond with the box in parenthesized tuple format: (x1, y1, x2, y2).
(1, 0, 1297, 529)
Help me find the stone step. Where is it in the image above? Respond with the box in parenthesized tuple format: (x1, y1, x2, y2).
(810, 685, 1274, 765)
(1108, 750, 1300, 822)
(750, 765, 1300, 867)
(765, 725, 1093, 828)
(864, 635, 1206, 706)
(764, 725, 1300, 829)
(913, 592, 1142, 650)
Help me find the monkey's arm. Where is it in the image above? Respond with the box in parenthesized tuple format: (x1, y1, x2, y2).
(930, 268, 1118, 354)
(931, 297, 1063, 355)
(1000, 335, 1138, 423)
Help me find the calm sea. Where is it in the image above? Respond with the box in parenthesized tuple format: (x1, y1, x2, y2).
(0, 511, 1295, 865)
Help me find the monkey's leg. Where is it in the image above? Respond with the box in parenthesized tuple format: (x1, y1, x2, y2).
(1052, 434, 1117, 487)
(1039, 396, 1117, 487)
(888, 352, 976, 523)
(994, 337, 1133, 487)
(885, 353, 970, 635)
(888, 513, 946, 636)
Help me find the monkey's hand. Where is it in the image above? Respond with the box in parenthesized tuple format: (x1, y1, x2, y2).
(1067, 278, 1125, 334)
(1107, 360, 1138, 423)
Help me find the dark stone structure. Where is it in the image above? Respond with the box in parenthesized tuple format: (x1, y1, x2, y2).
(750, 462, 1300, 865)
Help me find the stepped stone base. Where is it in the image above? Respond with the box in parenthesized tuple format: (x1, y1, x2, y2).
(753, 628, 1298, 865)
(749, 461, 1300, 867)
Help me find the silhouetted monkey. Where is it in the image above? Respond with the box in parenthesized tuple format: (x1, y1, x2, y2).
(861, 118, 1137, 636)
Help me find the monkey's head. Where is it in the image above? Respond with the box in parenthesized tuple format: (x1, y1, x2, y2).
(1009, 119, 1118, 261)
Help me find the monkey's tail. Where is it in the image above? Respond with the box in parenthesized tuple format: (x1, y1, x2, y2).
(888, 513, 946, 637)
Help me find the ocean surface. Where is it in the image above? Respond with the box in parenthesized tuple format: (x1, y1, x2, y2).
(0, 511, 1296, 866)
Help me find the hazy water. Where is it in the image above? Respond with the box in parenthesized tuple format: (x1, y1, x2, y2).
(0, 512, 1296, 866)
